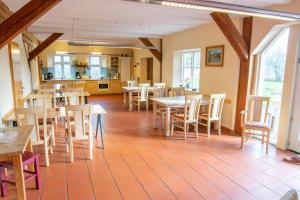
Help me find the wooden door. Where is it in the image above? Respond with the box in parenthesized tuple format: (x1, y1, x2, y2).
(9, 42, 24, 108)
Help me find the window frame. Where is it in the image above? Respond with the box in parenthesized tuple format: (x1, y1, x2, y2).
(53, 54, 71, 79)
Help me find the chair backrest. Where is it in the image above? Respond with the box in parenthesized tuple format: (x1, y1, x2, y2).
(153, 87, 166, 98)
(153, 83, 166, 88)
(246, 95, 270, 123)
(65, 104, 92, 139)
(15, 107, 47, 144)
(208, 94, 226, 120)
(137, 83, 149, 101)
(28, 93, 53, 109)
(169, 87, 185, 97)
(140, 80, 152, 85)
(64, 91, 84, 105)
(184, 95, 203, 122)
(37, 89, 56, 109)
(127, 80, 137, 87)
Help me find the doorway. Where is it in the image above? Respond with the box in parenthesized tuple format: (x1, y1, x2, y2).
(256, 28, 289, 144)
(140, 58, 153, 84)
(9, 42, 24, 108)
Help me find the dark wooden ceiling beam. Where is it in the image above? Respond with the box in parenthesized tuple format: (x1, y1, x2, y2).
(139, 38, 162, 62)
(28, 33, 63, 61)
(210, 12, 249, 61)
(0, 0, 61, 49)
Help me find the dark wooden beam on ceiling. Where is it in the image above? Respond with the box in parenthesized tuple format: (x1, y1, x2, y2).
(210, 12, 249, 61)
(28, 33, 63, 61)
(234, 16, 253, 134)
(139, 38, 162, 62)
(0, 0, 61, 49)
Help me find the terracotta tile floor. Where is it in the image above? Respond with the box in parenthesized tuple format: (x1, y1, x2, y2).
(2, 95, 300, 200)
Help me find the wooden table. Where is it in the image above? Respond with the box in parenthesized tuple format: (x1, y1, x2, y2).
(122, 86, 155, 111)
(0, 126, 34, 200)
(151, 96, 209, 136)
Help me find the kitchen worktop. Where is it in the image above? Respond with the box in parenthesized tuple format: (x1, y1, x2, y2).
(42, 78, 120, 82)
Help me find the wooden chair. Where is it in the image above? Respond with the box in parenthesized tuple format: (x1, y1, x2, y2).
(171, 95, 203, 140)
(65, 104, 93, 162)
(140, 80, 152, 85)
(0, 152, 41, 197)
(127, 80, 137, 87)
(62, 87, 84, 93)
(37, 88, 57, 110)
(64, 91, 84, 106)
(241, 96, 275, 154)
(15, 107, 54, 167)
(199, 94, 226, 136)
(153, 87, 167, 128)
(132, 83, 149, 112)
(28, 93, 53, 109)
(153, 83, 166, 88)
(169, 87, 185, 97)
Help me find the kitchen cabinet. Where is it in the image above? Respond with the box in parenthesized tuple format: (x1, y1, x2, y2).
(85, 81, 98, 94)
(109, 80, 121, 93)
(120, 57, 131, 81)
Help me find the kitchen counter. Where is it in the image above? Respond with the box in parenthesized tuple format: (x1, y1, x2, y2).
(41, 79, 124, 94)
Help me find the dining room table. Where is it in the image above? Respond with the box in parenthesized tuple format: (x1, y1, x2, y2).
(122, 86, 155, 111)
(0, 126, 34, 200)
(151, 96, 210, 136)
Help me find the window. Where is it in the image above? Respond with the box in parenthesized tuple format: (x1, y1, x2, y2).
(54, 55, 71, 79)
(181, 50, 200, 90)
(89, 56, 101, 79)
(256, 28, 289, 144)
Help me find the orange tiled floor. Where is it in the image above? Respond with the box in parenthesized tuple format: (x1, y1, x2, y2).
(2, 95, 300, 200)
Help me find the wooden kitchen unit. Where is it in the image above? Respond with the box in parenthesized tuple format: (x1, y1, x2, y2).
(41, 79, 122, 95)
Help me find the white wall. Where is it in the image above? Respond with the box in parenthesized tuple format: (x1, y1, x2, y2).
(162, 20, 242, 129)
(0, 45, 14, 127)
(133, 39, 161, 83)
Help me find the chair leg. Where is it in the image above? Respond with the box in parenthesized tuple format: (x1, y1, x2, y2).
(184, 122, 187, 140)
(218, 120, 222, 135)
(65, 136, 69, 153)
(34, 156, 41, 189)
(138, 102, 140, 112)
(195, 123, 199, 140)
(207, 121, 211, 137)
(266, 130, 270, 154)
(241, 128, 245, 149)
(44, 141, 50, 167)
(70, 139, 74, 163)
(0, 168, 6, 197)
(171, 118, 174, 136)
(262, 131, 265, 144)
(146, 101, 149, 112)
(89, 137, 93, 160)
(52, 126, 56, 147)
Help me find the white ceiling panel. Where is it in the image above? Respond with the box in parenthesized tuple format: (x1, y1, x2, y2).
(3, 0, 292, 44)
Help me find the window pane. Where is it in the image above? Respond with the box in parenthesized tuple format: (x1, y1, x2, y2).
(90, 56, 101, 65)
(183, 53, 193, 68)
(54, 56, 61, 63)
(90, 67, 101, 78)
(183, 67, 192, 81)
(54, 64, 62, 79)
(63, 56, 70, 63)
(193, 68, 200, 89)
(194, 52, 200, 68)
(64, 64, 71, 78)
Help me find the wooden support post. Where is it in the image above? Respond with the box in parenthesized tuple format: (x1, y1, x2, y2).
(0, 0, 61, 49)
(139, 38, 162, 62)
(28, 33, 63, 61)
(211, 12, 253, 134)
(234, 17, 253, 134)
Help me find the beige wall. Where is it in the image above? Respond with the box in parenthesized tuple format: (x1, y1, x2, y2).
(162, 20, 242, 129)
(132, 39, 161, 82)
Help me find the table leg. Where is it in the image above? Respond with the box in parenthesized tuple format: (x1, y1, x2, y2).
(123, 92, 127, 107)
(153, 103, 158, 129)
(13, 155, 26, 200)
(129, 92, 133, 111)
(165, 107, 171, 137)
(95, 115, 100, 138)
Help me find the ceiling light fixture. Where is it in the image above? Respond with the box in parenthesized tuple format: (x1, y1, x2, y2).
(159, 0, 300, 21)
(91, 52, 102, 55)
(56, 51, 68, 54)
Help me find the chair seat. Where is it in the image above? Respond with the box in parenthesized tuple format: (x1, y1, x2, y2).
(133, 96, 147, 102)
(0, 151, 39, 167)
(244, 121, 271, 129)
(172, 114, 196, 123)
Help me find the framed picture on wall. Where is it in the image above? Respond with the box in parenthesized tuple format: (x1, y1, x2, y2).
(205, 45, 224, 67)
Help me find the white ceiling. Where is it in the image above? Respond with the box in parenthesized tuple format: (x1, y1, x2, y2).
(3, 0, 291, 44)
